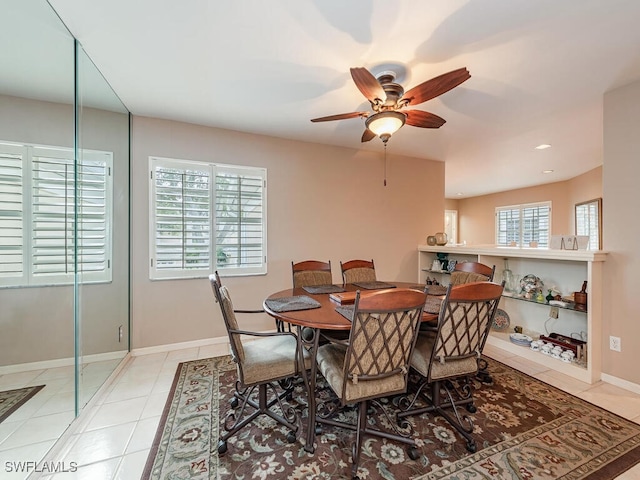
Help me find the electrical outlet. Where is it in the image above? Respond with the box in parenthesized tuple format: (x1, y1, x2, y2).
(610, 336, 621, 352)
(549, 306, 559, 319)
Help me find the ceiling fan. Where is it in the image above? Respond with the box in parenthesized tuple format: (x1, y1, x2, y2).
(311, 66, 471, 144)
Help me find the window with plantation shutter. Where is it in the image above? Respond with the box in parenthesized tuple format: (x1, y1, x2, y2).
(496, 202, 551, 247)
(0, 142, 113, 287)
(149, 157, 266, 279)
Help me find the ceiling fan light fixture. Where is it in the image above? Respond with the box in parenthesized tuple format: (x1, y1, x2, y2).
(365, 111, 406, 142)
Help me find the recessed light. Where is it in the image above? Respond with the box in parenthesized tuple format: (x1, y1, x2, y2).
(542, 169, 554, 174)
(535, 144, 551, 150)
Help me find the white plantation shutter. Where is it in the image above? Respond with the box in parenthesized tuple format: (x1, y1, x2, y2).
(214, 165, 266, 275)
(0, 142, 112, 287)
(0, 145, 24, 283)
(149, 157, 266, 279)
(496, 207, 519, 246)
(522, 203, 549, 247)
(576, 200, 600, 250)
(496, 202, 551, 247)
(150, 158, 211, 278)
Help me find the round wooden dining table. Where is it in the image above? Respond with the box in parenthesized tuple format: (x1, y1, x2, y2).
(263, 281, 437, 453)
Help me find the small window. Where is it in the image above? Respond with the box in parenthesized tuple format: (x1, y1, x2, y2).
(0, 142, 113, 287)
(575, 198, 602, 250)
(496, 202, 551, 247)
(149, 157, 267, 280)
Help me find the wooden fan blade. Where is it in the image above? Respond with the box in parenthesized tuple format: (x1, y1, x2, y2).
(361, 128, 376, 142)
(402, 67, 471, 106)
(405, 110, 447, 128)
(310, 111, 368, 122)
(350, 67, 386, 103)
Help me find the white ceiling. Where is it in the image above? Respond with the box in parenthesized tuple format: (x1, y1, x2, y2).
(46, 0, 640, 198)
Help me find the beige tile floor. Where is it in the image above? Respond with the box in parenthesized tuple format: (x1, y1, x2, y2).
(1, 343, 639, 479)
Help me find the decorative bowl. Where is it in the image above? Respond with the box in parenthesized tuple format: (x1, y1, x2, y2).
(434, 232, 448, 246)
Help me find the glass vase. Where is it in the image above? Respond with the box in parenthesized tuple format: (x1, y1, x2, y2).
(502, 258, 515, 292)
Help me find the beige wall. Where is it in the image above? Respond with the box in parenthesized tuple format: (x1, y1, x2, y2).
(602, 79, 640, 384)
(131, 116, 444, 349)
(454, 167, 602, 246)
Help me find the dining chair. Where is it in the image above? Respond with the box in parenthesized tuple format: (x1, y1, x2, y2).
(449, 261, 495, 285)
(449, 261, 496, 382)
(315, 288, 427, 479)
(291, 259, 333, 288)
(209, 272, 311, 454)
(340, 259, 376, 284)
(397, 281, 504, 453)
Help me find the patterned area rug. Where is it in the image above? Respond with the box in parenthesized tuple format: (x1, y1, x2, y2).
(0, 385, 45, 424)
(142, 356, 640, 479)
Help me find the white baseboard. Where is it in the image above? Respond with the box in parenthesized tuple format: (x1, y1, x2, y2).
(130, 335, 229, 357)
(600, 373, 640, 395)
(0, 350, 128, 375)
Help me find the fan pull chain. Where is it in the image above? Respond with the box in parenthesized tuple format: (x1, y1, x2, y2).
(384, 143, 387, 186)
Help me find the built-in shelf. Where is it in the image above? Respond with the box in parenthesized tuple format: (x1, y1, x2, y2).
(502, 292, 587, 313)
(418, 244, 607, 384)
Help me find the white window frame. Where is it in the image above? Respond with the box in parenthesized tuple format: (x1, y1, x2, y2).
(0, 141, 113, 288)
(149, 156, 267, 280)
(495, 201, 551, 247)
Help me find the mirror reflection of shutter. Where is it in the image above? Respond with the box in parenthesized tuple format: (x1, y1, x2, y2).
(31, 147, 111, 284)
(215, 168, 264, 270)
(77, 153, 111, 280)
(31, 153, 75, 280)
(0, 146, 24, 284)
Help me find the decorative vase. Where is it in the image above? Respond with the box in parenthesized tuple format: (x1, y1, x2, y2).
(502, 258, 515, 292)
(427, 235, 437, 246)
(435, 232, 448, 246)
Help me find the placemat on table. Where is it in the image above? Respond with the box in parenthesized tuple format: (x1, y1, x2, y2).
(424, 296, 443, 314)
(351, 281, 397, 290)
(264, 295, 321, 313)
(335, 305, 354, 321)
(302, 284, 346, 294)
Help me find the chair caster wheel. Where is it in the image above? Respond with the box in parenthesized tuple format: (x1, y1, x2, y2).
(218, 440, 228, 454)
(466, 441, 477, 453)
(286, 431, 297, 443)
(230, 397, 239, 408)
(408, 446, 420, 460)
(466, 403, 477, 413)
